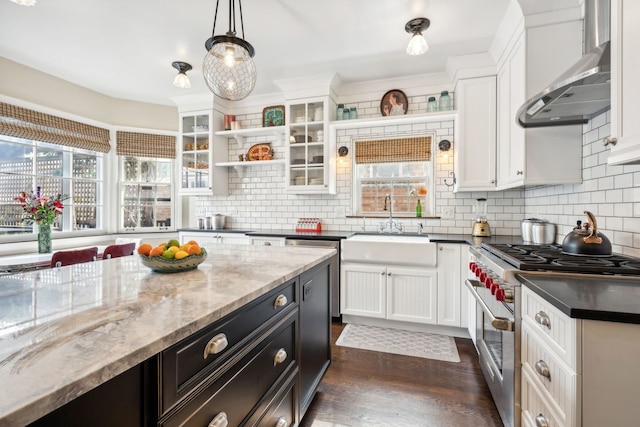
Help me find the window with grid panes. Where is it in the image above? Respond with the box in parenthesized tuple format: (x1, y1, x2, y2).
(353, 136, 434, 216)
(0, 136, 104, 237)
(120, 157, 173, 231)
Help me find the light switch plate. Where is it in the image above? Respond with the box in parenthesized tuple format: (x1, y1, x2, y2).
(441, 207, 455, 219)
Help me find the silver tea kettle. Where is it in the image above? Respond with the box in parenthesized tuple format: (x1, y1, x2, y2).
(561, 211, 612, 256)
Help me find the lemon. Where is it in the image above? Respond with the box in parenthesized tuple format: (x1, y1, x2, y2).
(162, 249, 175, 259)
(168, 246, 181, 254)
(179, 243, 190, 252)
(167, 239, 180, 248)
(175, 250, 189, 260)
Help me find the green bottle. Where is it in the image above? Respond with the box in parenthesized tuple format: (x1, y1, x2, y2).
(416, 199, 422, 217)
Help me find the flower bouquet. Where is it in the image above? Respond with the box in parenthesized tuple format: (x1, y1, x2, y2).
(14, 187, 69, 253)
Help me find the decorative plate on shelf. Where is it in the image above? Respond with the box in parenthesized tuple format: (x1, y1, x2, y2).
(247, 143, 273, 161)
(262, 105, 285, 127)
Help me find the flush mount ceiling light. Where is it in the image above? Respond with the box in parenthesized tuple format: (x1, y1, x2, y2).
(172, 61, 192, 89)
(405, 17, 430, 56)
(9, 0, 37, 5)
(203, 0, 257, 101)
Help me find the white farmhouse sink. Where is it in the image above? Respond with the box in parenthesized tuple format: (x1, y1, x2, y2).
(342, 234, 436, 266)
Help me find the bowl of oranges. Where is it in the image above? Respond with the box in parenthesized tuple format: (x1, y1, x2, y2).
(137, 239, 207, 273)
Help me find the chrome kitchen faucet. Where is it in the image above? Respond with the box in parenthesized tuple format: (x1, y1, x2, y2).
(379, 194, 404, 233)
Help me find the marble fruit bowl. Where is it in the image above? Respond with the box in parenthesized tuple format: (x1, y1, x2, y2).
(140, 249, 207, 273)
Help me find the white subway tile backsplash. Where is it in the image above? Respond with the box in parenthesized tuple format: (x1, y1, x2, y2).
(526, 110, 639, 253)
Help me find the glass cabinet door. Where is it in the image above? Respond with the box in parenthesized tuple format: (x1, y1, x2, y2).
(180, 113, 211, 193)
(288, 100, 327, 191)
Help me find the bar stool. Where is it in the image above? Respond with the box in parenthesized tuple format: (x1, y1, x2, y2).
(102, 242, 136, 260)
(50, 247, 99, 268)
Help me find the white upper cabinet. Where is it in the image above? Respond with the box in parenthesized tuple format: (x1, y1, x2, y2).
(178, 110, 228, 195)
(607, 0, 640, 165)
(285, 96, 336, 194)
(453, 76, 497, 192)
(496, 33, 526, 188)
(494, 18, 584, 190)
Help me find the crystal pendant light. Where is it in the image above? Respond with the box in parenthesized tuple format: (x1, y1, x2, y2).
(203, 0, 257, 101)
(405, 18, 430, 56)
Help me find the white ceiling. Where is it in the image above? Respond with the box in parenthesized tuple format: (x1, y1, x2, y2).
(0, 0, 512, 106)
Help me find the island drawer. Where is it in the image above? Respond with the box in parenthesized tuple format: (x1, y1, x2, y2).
(159, 310, 298, 427)
(160, 278, 298, 414)
(244, 369, 297, 427)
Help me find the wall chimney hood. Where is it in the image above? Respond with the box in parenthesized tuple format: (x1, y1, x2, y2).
(516, 0, 610, 128)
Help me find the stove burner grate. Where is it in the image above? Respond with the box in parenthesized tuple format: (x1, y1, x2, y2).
(481, 242, 640, 276)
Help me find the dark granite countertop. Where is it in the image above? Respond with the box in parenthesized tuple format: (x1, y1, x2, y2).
(517, 273, 640, 324)
(178, 229, 524, 245)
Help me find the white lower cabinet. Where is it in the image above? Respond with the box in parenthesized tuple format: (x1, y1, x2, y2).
(521, 287, 579, 427)
(178, 231, 250, 246)
(341, 263, 437, 324)
(436, 243, 464, 327)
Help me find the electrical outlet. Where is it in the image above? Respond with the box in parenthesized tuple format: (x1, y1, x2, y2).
(441, 207, 455, 219)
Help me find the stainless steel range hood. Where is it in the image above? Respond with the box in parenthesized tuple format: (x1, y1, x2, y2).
(517, 0, 611, 128)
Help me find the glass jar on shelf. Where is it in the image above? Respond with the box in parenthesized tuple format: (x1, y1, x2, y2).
(438, 91, 452, 111)
(427, 97, 437, 112)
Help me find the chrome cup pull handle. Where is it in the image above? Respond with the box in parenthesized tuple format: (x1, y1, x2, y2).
(274, 348, 288, 366)
(275, 417, 289, 427)
(534, 311, 551, 329)
(274, 294, 288, 309)
(535, 413, 549, 427)
(208, 412, 228, 427)
(535, 360, 551, 380)
(203, 333, 228, 359)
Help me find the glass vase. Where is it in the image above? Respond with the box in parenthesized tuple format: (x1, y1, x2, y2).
(38, 222, 52, 254)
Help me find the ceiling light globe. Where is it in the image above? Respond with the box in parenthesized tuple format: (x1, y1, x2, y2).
(406, 34, 428, 56)
(203, 39, 256, 101)
(173, 73, 191, 89)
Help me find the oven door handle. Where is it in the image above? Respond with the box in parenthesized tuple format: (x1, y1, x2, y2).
(465, 279, 515, 332)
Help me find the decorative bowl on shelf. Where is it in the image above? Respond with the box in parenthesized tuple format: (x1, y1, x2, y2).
(139, 249, 207, 273)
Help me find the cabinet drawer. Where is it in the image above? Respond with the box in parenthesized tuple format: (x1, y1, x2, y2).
(244, 370, 297, 427)
(160, 310, 298, 427)
(521, 287, 579, 370)
(521, 366, 565, 427)
(160, 278, 298, 413)
(522, 325, 579, 427)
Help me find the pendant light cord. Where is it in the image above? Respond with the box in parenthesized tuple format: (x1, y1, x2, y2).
(211, 0, 220, 37)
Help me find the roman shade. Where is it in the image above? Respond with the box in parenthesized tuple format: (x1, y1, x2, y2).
(355, 136, 432, 164)
(116, 131, 176, 159)
(0, 102, 111, 153)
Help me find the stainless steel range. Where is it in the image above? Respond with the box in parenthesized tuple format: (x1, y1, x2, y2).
(466, 242, 640, 427)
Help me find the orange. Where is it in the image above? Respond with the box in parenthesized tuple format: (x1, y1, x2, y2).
(149, 246, 164, 257)
(187, 240, 199, 246)
(179, 243, 190, 252)
(187, 244, 201, 255)
(174, 250, 189, 260)
(137, 243, 152, 256)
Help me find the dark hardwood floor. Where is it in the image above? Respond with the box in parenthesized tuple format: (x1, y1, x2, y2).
(299, 322, 504, 427)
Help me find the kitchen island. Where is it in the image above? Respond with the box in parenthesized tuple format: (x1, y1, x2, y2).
(0, 244, 336, 426)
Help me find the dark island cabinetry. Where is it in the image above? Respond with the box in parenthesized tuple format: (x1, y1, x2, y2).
(26, 257, 333, 427)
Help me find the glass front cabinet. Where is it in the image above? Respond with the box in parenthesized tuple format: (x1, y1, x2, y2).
(286, 97, 336, 194)
(178, 110, 228, 195)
